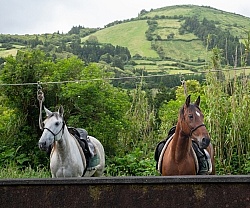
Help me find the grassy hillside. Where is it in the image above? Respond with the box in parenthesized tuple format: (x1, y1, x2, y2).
(0, 44, 25, 57)
(0, 48, 18, 57)
(81, 5, 250, 72)
(1, 5, 250, 74)
(144, 5, 250, 38)
(82, 20, 159, 58)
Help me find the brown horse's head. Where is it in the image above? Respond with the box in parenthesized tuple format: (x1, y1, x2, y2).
(180, 95, 210, 149)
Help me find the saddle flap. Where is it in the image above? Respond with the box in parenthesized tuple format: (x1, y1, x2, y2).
(68, 127, 95, 163)
(155, 134, 174, 174)
(154, 126, 176, 173)
(192, 141, 212, 175)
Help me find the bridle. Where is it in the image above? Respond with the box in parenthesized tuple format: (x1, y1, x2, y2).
(182, 106, 206, 138)
(183, 119, 205, 138)
(42, 115, 65, 142)
(189, 123, 206, 137)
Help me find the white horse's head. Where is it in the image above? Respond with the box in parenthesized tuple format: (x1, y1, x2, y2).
(38, 106, 65, 151)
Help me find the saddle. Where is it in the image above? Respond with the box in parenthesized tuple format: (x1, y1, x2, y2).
(154, 126, 212, 175)
(192, 142, 212, 174)
(68, 127, 95, 168)
(154, 126, 176, 163)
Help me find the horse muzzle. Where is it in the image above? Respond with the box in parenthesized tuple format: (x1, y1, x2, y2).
(199, 137, 210, 149)
(38, 141, 49, 151)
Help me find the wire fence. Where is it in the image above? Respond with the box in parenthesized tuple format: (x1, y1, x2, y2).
(0, 67, 249, 87)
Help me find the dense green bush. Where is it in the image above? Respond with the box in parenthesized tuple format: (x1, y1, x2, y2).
(105, 148, 159, 176)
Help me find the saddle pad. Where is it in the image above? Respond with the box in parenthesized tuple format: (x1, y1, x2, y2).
(198, 149, 212, 174)
(157, 134, 174, 173)
(191, 141, 212, 174)
(88, 154, 100, 168)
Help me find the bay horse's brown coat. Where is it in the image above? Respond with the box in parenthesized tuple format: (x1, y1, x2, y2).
(161, 95, 215, 175)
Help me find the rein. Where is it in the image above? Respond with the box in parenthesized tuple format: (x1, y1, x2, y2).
(37, 83, 44, 131)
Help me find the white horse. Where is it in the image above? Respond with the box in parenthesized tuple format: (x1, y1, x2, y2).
(38, 106, 105, 178)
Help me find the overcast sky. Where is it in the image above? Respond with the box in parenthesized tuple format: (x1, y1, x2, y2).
(1, 0, 250, 35)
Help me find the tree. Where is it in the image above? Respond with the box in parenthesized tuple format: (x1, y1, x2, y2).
(86, 35, 99, 44)
(0, 49, 132, 165)
(0, 49, 52, 167)
(159, 80, 204, 135)
(57, 63, 131, 156)
(112, 55, 124, 69)
(100, 53, 112, 63)
(139, 9, 148, 16)
(167, 33, 175, 40)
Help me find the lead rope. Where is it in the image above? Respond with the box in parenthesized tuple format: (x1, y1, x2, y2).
(179, 73, 188, 97)
(181, 79, 188, 97)
(37, 82, 44, 130)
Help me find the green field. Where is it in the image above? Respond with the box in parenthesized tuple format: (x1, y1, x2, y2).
(144, 5, 193, 18)
(0, 48, 18, 57)
(156, 19, 198, 41)
(82, 20, 159, 58)
(156, 39, 208, 61)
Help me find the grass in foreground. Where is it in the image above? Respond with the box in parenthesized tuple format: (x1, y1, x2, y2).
(0, 164, 51, 179)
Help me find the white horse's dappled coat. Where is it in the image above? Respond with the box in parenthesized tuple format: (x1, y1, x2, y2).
(38, 106, 105, 178)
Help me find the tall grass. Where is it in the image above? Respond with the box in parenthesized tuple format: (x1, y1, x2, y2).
(118, 81, 156, 154)
(205, 70, 250, 174)
(106, 82, 159, 176)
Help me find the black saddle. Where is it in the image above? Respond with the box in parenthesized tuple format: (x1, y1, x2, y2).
(68, 127, 88, 141)
(68, 127, 92, 167)
(154, 126, 176, 164)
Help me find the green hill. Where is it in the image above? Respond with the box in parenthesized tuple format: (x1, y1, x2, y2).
(81, 5, 250, 72)
(1, 5, 250, 74)
(82, 20, 158, 58)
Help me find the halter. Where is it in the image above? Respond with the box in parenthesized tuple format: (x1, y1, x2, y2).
(43, 119, 65, 142)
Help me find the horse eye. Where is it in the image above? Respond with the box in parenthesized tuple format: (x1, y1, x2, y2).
(55, 122, 60, 126)
(188, 114, 193, 119)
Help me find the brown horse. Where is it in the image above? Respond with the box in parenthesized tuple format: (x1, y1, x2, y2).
(161, 95, 215, 175)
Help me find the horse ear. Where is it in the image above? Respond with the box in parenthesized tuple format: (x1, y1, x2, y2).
(44, 106, 52, 117)
(58, 105, 64, 117)
(195, 96, 200, 107)
(185, 95, 191, 107)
